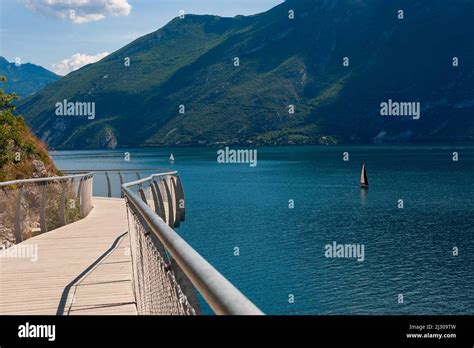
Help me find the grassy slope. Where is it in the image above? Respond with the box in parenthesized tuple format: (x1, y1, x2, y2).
(0, 113, 59, 181)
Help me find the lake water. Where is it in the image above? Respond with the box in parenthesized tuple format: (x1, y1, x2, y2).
(51, 146, 474, 314)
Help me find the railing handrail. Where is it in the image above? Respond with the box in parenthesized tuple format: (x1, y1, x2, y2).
(122, 171, 178, 188)
(0, 172, 94, 187)
(62, 168, 169, 173)
(122, 172, 264, 315)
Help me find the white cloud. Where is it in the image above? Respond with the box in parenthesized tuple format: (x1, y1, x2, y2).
(23, 0, 132, 24)
(52, 52, 109, 75)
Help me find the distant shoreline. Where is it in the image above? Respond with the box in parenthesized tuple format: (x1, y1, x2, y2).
(48, 142, 474, 152)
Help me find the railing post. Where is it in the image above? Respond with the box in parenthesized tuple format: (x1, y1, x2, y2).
(84, 174, 93, 216)
(119, 171, 124, 198)
(39, 184, 47, 234)
(138, 188, 147, 204)
(105, 171, 112, 198)
(170, 177, 180, 228)
(152, 180, 166, 220)
(77, 176, 83, 199)
(162, 177, 175, 227)
(175, 176, 186, 222)
(59, 182, 67, 226)
(14, 186, 23, 243)
(79, 177, 85, 218)
(150, 181, 161, 215)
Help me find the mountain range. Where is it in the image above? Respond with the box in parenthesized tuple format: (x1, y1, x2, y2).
(18, 0, 474, 149)
(0, 57, 59, 98)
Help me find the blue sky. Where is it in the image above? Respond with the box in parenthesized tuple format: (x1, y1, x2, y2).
(0, 0, 283, 75)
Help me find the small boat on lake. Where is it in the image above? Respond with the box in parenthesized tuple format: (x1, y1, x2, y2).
(170, 153, 175, 163)
(360, 163, 368, 189)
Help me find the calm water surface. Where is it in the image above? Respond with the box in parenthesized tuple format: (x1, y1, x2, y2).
(51, 146, 474, 314)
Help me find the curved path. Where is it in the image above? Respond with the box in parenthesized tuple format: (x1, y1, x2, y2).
(0, 197, 137, 315)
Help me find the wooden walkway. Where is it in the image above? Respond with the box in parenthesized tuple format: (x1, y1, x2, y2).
(0, 197, 137, 315)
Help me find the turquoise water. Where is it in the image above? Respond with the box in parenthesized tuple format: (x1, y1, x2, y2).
(51, 146, 474, 314)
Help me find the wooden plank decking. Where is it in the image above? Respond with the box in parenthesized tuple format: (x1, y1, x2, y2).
(0, 197, 137, 315)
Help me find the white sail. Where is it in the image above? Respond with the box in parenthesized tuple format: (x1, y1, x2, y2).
(170, 153, 175, 162)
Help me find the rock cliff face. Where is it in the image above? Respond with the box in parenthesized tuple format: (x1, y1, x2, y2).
(18, 0, 474, 148)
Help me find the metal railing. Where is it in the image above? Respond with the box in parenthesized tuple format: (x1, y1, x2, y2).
(0, 173, 94, 246)
(122, 171, 264, 315)
(62, 169, 168, 198)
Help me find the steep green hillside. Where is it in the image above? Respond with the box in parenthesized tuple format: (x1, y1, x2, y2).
(19, 0, 474, 148)
(0, 57, 60, 98)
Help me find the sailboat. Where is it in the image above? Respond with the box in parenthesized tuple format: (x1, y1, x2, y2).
(360, 163, 368, 189)
(169, 153, 175, 163)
